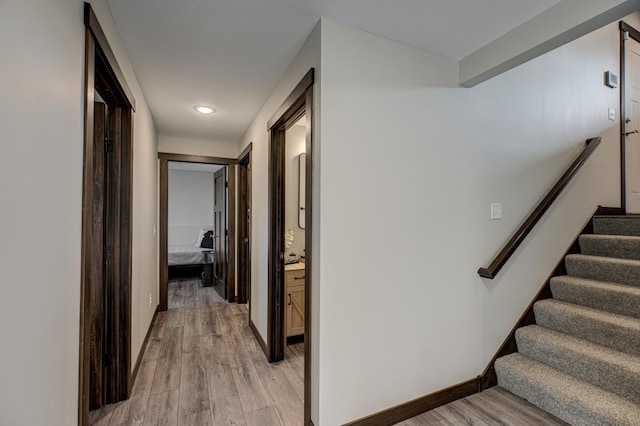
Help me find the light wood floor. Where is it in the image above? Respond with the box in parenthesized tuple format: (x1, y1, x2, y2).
(89, 278, 304, 426)
(396, 386, 569, 425)
(89, 279, 568, 426)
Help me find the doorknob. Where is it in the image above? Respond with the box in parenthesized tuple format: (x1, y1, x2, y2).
(624, 130, 639, 136)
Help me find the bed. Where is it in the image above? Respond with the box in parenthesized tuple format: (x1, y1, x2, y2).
(168, 225, 213, 278)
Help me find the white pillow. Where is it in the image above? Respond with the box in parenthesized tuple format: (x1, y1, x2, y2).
(195, 228, 209, 247)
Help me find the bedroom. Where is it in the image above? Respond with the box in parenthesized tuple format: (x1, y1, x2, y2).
(167, 161, 228, 301)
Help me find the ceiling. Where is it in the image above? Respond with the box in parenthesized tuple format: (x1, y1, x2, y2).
(105, 0, 561, 144)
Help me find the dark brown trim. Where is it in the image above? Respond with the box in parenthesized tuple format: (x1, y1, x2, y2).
(597, 206, 625, 215)
(238, 142, 253, 163)
(158, 153, 237, 164)
(267, 69, 315, 426)
(130, 307, 158, 393)
(228, 166, 237, 303)
(302, 85, 314, 426)
(158, 152, 238, 312)
(621, 22, 630, 213)
(159, 158, 168, 311)
(79, 24, 96, 426)
(478, 207, 598, 390)
(83, 3, 135, 111)
(80, 5, 135, 423)
(249, 319, 268, 358)
(620, 21, 640, 43)
(267, 69, 314, 130)
(344, 378, 478, 426)
(619, 21, 640, 214)
(268, 126, 286, 362)
(478, 137, 602, 279)
(237, 144, 253, 305)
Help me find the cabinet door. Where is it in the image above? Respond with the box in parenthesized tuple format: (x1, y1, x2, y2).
(287, 282, 305, 337)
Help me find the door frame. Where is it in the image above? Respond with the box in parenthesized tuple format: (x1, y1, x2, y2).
(80, 3, 136, 425)
(213, 166, 229, 298)
(267, 68, 314, 425)
(237, 143, 253, 305)
(620, 21, 640, 212)
(158, 153, 237, 310)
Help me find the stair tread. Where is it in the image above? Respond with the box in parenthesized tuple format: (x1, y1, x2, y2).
(496, 353, 640, 426)
(550, 275, 640, 318)
(579, 234, 640, 260)
(534, 299, 640, 356)
(516, 325, 640, 403)
(580, 233, 640, 241)
(564, 253, 640, 288)
(566, 253, 640, 266)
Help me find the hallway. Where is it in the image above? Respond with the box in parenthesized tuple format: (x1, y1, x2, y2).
(89, 279, 304, 426)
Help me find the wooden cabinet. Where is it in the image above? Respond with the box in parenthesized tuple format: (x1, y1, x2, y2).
(284, 263, 305, 339)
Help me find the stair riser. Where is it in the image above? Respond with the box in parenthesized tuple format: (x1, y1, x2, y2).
(550, 278, 640, 319)
(593, 217, 640, 236)
(565, 255, 640, 288)
(516, 326, 640, 404)
(534, 301, 640, 357)
(579, 235, 640, 260)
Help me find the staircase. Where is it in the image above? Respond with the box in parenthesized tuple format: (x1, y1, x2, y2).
(495, 215, 640, 425)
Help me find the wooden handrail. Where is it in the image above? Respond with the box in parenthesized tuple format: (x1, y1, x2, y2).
(478, 137, 602, 279)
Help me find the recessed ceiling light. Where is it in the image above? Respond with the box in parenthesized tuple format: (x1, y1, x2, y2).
(194, 105, 216, 114)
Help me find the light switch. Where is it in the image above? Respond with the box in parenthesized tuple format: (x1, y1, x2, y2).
(608, 108, 616, 121)
(491, 203, 502, 220)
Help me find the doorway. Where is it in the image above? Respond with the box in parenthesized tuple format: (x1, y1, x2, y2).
(267, 69, 314, 425)
(80, 4, 136, 425)
(158, 154, 238, 310)
(213, 167, 229, 298)
(622, 21, 640, 213)
(237, 143, 252, 305)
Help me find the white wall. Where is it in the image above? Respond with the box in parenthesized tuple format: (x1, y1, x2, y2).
(285, 124, 306, 258)
(168, 169, 214, 245)
(159, 135, 238, 159)
(237, 20, 321, 423)
(317, 18, 621, 424)
(0, 1, 158, 424)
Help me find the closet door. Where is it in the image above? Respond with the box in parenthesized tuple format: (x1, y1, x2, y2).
(213, 167, 228, 299)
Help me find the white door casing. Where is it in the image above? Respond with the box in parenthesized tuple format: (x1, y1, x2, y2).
(625, 35, 640, 213)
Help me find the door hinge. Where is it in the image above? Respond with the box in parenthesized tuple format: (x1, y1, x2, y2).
(225, 229, 229, 237)
(624, 31, 629, 41)
(105, 139, 114, 153)
(225, 181, 229, 188)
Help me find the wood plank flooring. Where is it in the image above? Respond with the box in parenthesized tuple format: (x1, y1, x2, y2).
(396, 386, 570, 426)
(89, 278, 304, 426)
(90, 278, 568, 426)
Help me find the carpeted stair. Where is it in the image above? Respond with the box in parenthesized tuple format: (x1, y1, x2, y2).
(495, 215, 640, 425)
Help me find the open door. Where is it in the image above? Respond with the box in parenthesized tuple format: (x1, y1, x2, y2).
(237, 145, 252, 305)
(213, 167, 228, 299)
(625, 27, 640, 213)
(81, 4, 135, 423)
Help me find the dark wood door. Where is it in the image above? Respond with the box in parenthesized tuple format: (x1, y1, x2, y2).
(89, 99, 130, 408)
(238, 154, 252, 304)
(213, 167, 228, 299)
(89, 101, 106, 410)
